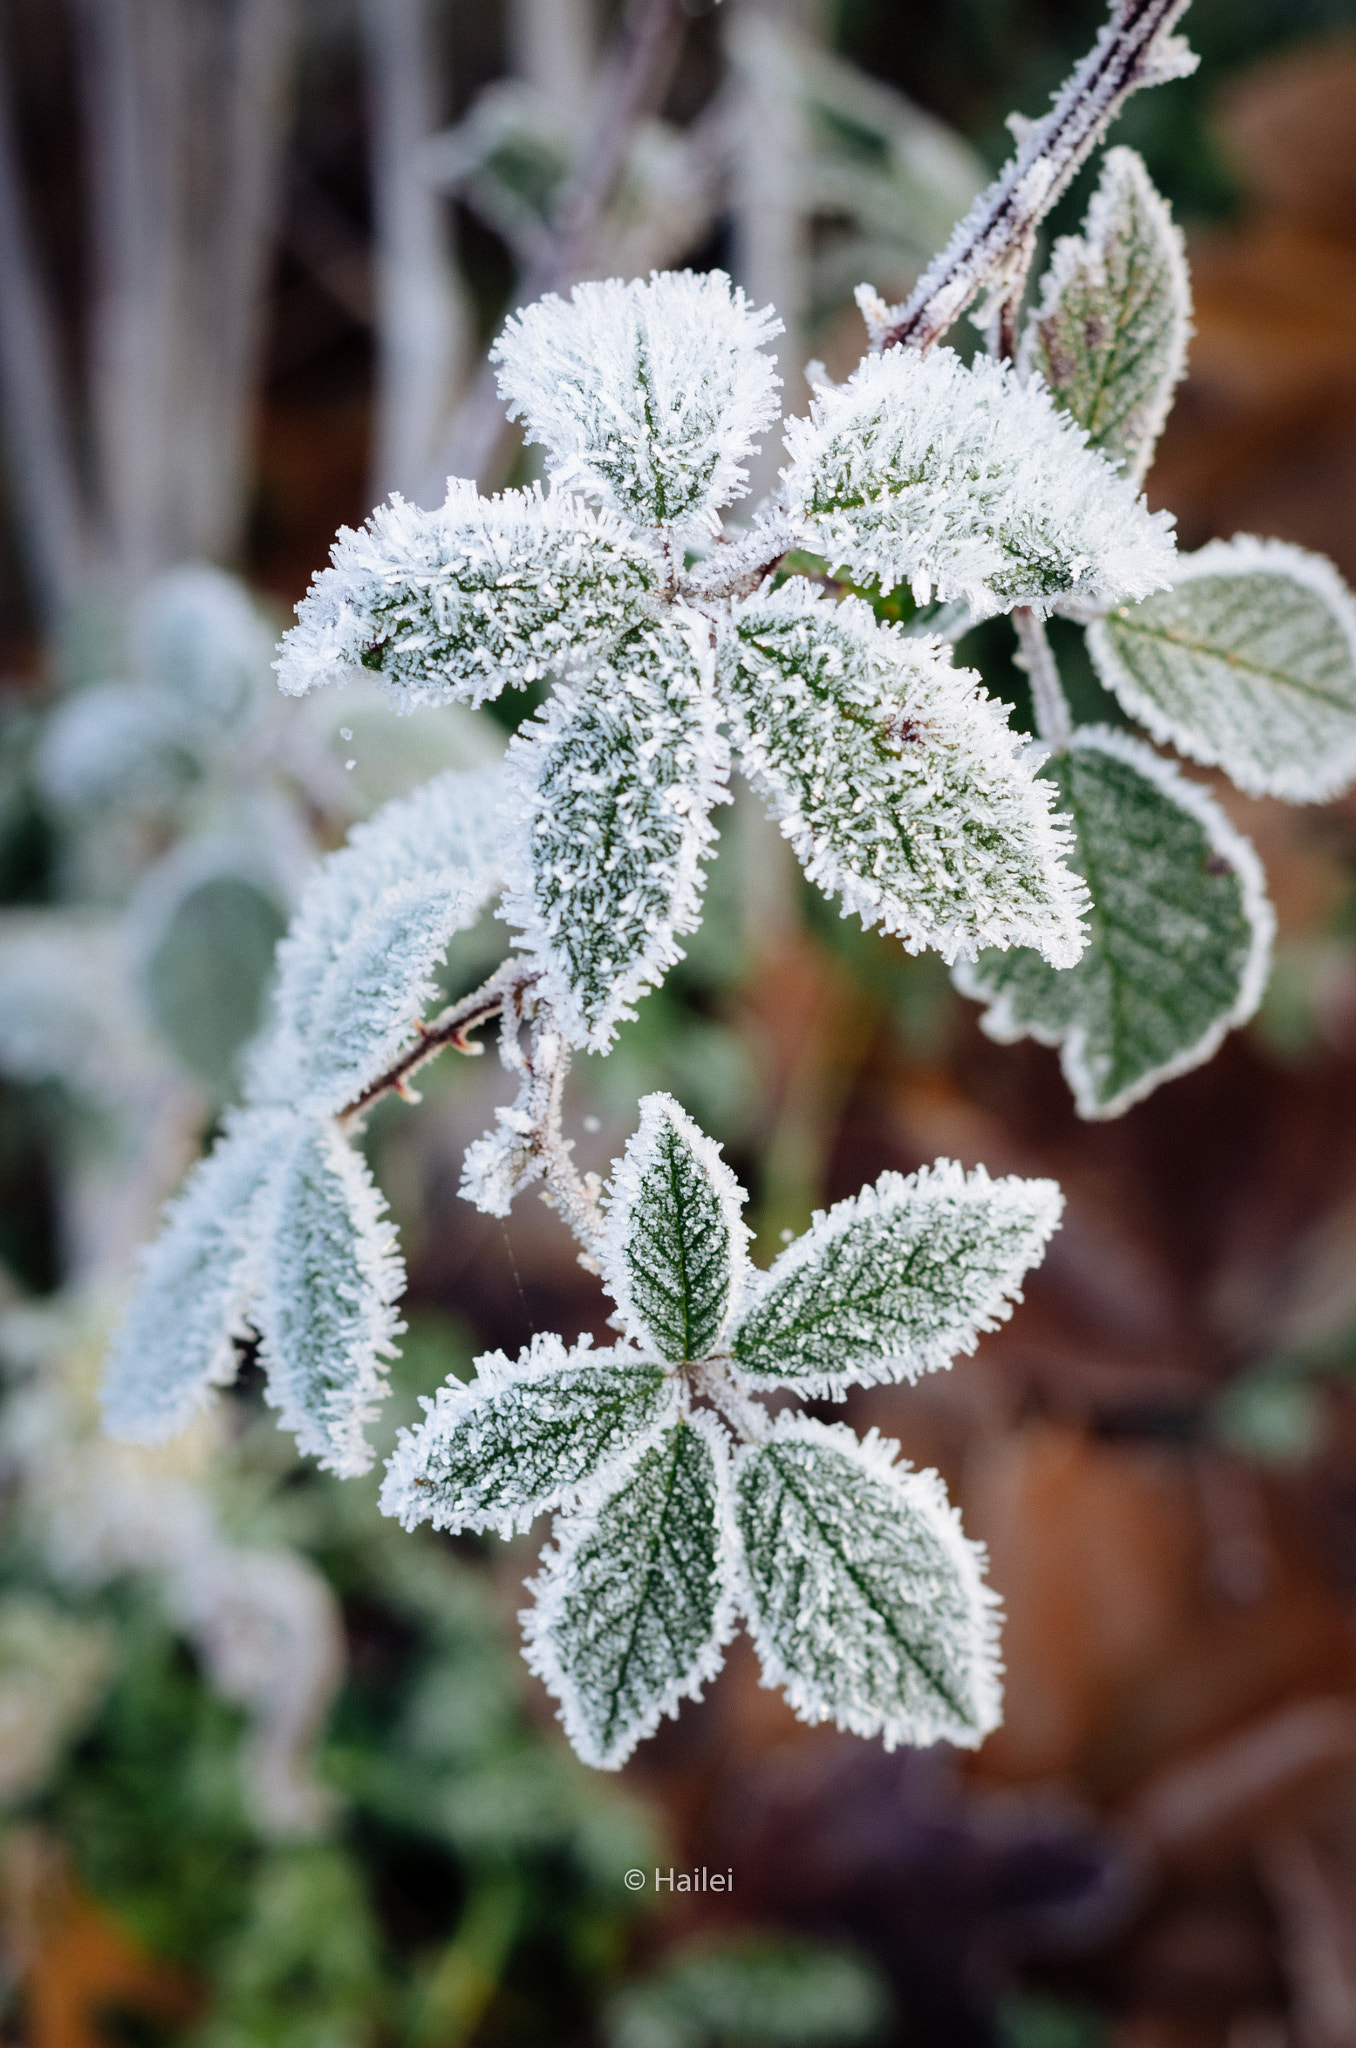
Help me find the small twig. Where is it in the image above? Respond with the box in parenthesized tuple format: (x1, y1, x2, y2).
(338, 957, 537, 1128)
(870, 0, 1194, 354)
(681, 508, 797, 608)
(432, 0, 687, 488)
(1013, 607, 1072, 752)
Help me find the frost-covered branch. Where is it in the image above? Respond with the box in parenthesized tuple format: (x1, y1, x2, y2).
(867, 0, 1196, 352)
(337, 956, 538, 1128)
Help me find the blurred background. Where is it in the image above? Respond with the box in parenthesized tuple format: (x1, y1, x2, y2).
(3, 1, 1356, 2043)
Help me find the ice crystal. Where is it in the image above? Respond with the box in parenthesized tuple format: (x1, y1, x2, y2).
(275, 480, 661, 709)
(781, 344, 1177, 618)
(492, 269, 783, 536)
(721, 582, 1088, 966)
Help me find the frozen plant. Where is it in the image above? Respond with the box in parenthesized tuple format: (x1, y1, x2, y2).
(105, 0, 1356, 1768)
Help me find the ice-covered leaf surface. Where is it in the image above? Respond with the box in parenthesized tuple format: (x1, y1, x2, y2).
(250, 764, 503, 1110)
(782, 345, 1176, 619)
(1021, 146, 1190, 483)
(733, 1419, 1001, 1749)
(492, 270, 783, 536)
(1087, 537, 1356, 802)
(255, 1121, 404, 1477)
(102, 1109, 292, 1443)
(275, 481, 660, 709)
(955, 729, 1274, 1118)
(731, 1160, 1061, 1397)
(522, 1413, 733, 1769)
(380, 1335, 676, 1537)
(502, 623, 728, 1048)
(601, 1093, 749, 1362)
(722, 583, 1087, 966)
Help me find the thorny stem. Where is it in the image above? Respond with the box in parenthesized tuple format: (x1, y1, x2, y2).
(1013, 607, 1073, 751)
(338, 957, 537, 1128)
(872, 0, 1194, 354)
(436, 0, 687, 487)
(496, 987, 608, 1260)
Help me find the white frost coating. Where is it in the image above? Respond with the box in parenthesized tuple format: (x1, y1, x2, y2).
(274, 480, 660, 709)
(254, 1120, 405, 1477)
(730, 1414, 1003, 1750)
(249, 763, 504, 1108)
(101, 1108, 295, 1444)
(1019, 146, 1191, 485)
(1086, 536, 1356, 803)
(730, 1158, 1063, 1398)
(723, 581, 1088, 967)
(601, 1091, 752, 1359)
(500, 621, 730, 1048)
(492, 270, 783, 536)
(955, 726, 1276, 1119)
(520, 1406, 738, 1769)
(379, 1332, 678, 1538)
(781, 345, 1176, 619)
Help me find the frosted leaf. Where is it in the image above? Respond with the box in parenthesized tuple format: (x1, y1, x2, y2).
(133, 564, 275, 729)
(491, 270, 783, 536)
(1020, 147, 1190, 484)
(380, 1334, 677, 1537)
(522, 1411, 734, 1769)
(501, 622, 729, 1048)
(731, 1160, 1060, 1398)
(254, 1121, 405, 1477)
(250, 764, 504, 1110)
(601, 1093, 750, 1362)
(102, 1108, 293, 1444)
(781, 344, 1176, 619)
(275, 480, 661, 709)
(35, 683, 200, 817)
(954, 728, 1275, 1119)
(1086, 537, 1356, 803)
(721, 582, 1087, 966)
(733, 1418, 1001, 1750)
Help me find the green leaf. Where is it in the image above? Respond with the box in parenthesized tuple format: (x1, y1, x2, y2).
(255, 1121, 405, 1477)
(503, 623, 729, 1048)
(601, 1093, 750, 1363)
(733, 1418, 1001, 1749)
(954, 728, 1274, 1119)
(1020, 146, 1190, 484)
(381, 1336, 677, 1536)
(731, 1159, 1061, 1397)
(522, 1413, 733, 1769)
(143, 874, 286, 1091)
(1086, 536, 1356, 802)
(721, 582, 1088, 967)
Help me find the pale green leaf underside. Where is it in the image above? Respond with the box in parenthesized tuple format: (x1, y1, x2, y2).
(731, 1160, 1061, 1395)
(954, 730, 1273, 1119)
(1021, 145, 1189, 482)
(1087, 541, 1356, 802)
(380, 1347, 675, 1535)
(606, 1096, 743, 1363)
(523, 1417, 729, 1769)
(734, 1425, 999, 1749)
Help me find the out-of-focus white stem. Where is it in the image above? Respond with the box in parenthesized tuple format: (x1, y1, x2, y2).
(0, 28, 91, 618)
(363, 0, 473, 502)
(508, 0, 594, 124)
(1013, 606, 1072, 752)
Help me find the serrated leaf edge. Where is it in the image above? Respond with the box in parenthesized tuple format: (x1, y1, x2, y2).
(954, 726, 1276, 1119)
